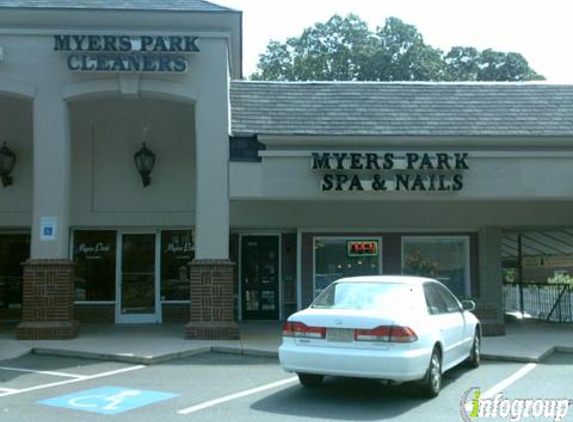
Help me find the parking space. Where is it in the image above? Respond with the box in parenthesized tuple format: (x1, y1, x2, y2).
(0, 354, 145, 398)
(487, 353, 573, 401)
(0, 352, 571, 422)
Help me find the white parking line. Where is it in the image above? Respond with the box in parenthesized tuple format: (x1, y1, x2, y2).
(0, 365, 146, 398)
(0, 388, 19, 394)
(481, 363, 538, 399)
(0, 366, 83, 378)
(177, 376, 298, 415)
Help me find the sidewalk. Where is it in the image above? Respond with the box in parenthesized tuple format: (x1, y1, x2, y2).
(1, 320, 571, 365)
(0, 321, 281, 364)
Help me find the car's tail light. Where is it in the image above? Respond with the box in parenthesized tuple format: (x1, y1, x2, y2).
(282, 321, 326, 339)
(354, 326, 391, 342)
(354, 325, 418, 342)
(389, 326, 418, 342)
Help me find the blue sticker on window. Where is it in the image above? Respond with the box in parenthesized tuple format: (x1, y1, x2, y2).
(39, 386, 179, 414)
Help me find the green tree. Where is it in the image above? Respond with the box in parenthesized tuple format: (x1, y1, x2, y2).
(443, 46, 481, 81)
(252, 15, 544, 82)
(476, 49, 544, 81)
(252, 14, 376, 81)
(370, 17, 444, 81)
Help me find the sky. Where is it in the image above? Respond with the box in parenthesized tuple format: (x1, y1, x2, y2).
(215, 0, 573, 82)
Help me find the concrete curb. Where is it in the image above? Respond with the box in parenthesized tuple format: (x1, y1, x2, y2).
(23, 344, 573, 366)
(32, 346, 212, 365)
(30, 345, 278, 365)
(482, 346, 573, 364)
(481, 354, 542, 364)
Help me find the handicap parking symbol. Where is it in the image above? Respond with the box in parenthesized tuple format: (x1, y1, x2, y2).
(39, 386, 179, 414)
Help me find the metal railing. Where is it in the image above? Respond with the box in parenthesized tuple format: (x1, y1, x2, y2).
(504, 282, 573, 322)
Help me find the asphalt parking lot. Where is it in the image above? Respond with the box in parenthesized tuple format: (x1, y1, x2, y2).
(1, 352, 572, 422)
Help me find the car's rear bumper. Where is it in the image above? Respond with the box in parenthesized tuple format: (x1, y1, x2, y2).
(279, 339, 431, 382)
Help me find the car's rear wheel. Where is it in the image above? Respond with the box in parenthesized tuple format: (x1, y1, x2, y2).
(467, 328, 481, 368)
(297, 373, 324, 388)
(419, 347, 442, 398)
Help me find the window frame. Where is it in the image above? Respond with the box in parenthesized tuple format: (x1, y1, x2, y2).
(159, 229, 194, 303)
(401, 235, 471, 298)
(70, 229, 118, 304)
(312, 236, 383, 298)
(71, 228, 194, 305)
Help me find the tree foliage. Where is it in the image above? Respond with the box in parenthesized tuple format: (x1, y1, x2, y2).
(251, 15, 544, 82)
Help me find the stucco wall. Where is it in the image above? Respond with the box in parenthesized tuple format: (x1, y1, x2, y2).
(70, 98, 196, 227)
(0, 28, 232, 236)
(230, 150, 573, 201)
(230, 200, 573, 229)
(0, 96, 32, 225)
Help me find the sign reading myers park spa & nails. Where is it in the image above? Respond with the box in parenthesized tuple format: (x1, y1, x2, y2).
(312, 151, 470, 192)
(54, 34, 199, 73)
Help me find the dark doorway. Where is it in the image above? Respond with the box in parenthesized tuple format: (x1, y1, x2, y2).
(241, 235, 280, 320)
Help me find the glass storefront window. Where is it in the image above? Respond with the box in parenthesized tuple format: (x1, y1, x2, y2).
(161, 230, 193, 301)
(73, 231, 117, 301)
(0, 234, 30, 311)
(402, 236, 470, 298)
(314, 237, 382, 298)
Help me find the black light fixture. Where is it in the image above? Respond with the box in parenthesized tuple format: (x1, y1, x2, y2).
(0, 142, 16, 187)
(134, 142, 155, 187)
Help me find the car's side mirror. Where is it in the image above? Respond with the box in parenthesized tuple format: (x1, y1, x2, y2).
(461, 300, 476, 312)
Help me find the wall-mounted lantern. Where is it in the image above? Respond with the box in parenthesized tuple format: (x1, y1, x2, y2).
(134, 142, 155, 187)
(0, 142, 16, 187)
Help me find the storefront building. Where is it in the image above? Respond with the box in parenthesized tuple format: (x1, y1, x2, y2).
(1, 1, 572, 339)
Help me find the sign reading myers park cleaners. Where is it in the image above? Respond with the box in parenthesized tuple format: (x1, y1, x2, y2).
(54, 34, 199, 73)
(311, 151, 470, 192)
(39, 386, 179, 415)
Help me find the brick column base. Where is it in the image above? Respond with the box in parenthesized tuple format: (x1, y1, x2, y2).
(16, 259, 79, 340)
(185, 259, 239, 340)
(474, 301, 506, 337)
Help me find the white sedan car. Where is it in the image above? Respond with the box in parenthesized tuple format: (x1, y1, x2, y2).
(279, 276, 481, 397)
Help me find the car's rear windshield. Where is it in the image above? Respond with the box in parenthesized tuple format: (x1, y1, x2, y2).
(312, 282, 413, 310)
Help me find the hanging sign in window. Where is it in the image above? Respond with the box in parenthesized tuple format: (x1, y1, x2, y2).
(347, 241, 379, 257)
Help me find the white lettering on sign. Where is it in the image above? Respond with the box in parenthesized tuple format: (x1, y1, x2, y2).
(164, 243, 193, 254)
(77, 243, 111, 255)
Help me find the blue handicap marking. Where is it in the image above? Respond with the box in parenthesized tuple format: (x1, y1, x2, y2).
(39, 386, 179, 415)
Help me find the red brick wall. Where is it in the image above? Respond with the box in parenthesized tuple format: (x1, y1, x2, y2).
(186, 259, 239, 339)
(74, 304, 114, 322)
(20, 260, 75, 322)
(162, 303, 190, 322)
(16, 259, 79, 339)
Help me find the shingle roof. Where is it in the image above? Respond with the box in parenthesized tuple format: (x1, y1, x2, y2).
(0, 0, 234, 12)
(230, 81, 573, 137)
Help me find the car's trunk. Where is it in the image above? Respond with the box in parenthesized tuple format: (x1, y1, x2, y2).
(291, 308, 410, 350)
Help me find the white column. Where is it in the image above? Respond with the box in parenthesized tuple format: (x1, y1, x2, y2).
(30, 90, 71, 259)
(194, 79, 230, 260)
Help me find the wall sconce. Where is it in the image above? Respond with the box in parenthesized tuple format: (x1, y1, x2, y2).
(0, 142, 16, 187)
(134, 142, 155, 187)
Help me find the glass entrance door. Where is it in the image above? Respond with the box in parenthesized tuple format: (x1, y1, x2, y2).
(241, 235, 280, 320)
(116, 233, 160, 323)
